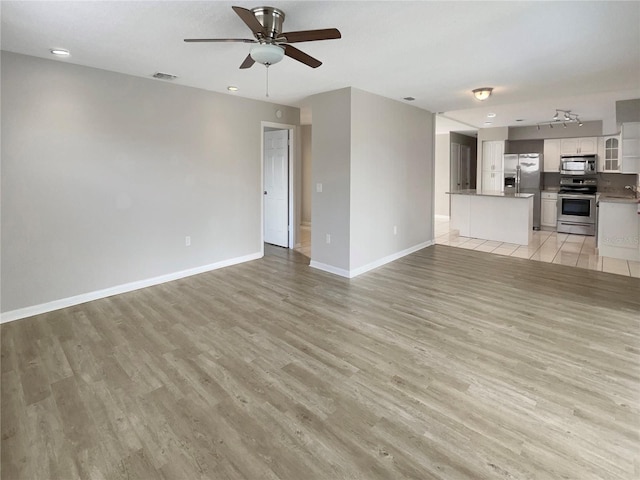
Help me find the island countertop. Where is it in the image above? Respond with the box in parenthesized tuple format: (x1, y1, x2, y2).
(446, 189, 534, 199)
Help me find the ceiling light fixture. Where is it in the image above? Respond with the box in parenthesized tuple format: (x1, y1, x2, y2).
(250, 43, 285, 66)
(487, 113, 496, 118)
(537, 109, 583, 129)
(50, 48, 70, 56)
(227, 86, 239, 91)
(472, 87, 493, 101)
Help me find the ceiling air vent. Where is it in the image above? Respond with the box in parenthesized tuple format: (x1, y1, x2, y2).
(152, 72, 177, 81)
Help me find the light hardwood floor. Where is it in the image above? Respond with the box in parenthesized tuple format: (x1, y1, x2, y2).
(434, 217, 640, 277)
(2, 244, 639, 479)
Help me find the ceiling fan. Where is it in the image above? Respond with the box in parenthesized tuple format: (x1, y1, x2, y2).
(184, 6, 341, 69)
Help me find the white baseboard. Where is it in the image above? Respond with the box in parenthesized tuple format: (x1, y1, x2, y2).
(310, 240, 433, 279)
(1, 252, 263, 324)
(349, 241, 433, 277)
(309, 261, 351, 278)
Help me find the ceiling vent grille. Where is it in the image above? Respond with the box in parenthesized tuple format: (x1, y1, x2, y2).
(152, 72, 177, 81)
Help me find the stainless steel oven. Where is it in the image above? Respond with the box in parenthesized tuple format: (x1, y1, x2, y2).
(557, 177, 597, 235)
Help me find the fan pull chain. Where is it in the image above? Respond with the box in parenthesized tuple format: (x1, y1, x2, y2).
(265, 64, 270, 98)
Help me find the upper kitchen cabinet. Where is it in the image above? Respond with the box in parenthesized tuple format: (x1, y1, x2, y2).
(543, 139, 561, 172)
(621, 122, 640, 174)
(560, 137, 598, 155)
(598, 135, 621, 172)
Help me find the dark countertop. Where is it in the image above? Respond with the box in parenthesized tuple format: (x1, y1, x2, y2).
(598, 195, 639, 204)
(446, 189, 534, 199)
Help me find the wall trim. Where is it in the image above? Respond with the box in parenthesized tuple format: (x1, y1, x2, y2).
(349, 241, 433, 278)
(309, 261, 351, 278)
(1, 252, 263, 324)
(310, 240, 434, 279)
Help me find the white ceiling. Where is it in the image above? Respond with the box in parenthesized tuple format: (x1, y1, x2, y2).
(2, 1, 639, 129)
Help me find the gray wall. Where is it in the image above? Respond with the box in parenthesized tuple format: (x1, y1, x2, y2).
(349, 88, 433, 271)
(1, 51, 299, 313)
(616, 99, 640, 123)
(508, 121, 602, 140)
(309, 88, 352, 270)
(301, 125, 312, 226)
(309, 87, 433, 274)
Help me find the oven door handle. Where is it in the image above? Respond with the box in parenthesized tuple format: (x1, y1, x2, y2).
(558, 194, 596, 199)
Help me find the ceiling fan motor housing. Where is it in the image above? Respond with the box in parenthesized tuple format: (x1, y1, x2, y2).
(251, 6, 285, 40)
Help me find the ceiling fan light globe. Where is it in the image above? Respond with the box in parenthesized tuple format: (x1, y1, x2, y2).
(250, 44, 285, 65)
(472, 87, 493, 101)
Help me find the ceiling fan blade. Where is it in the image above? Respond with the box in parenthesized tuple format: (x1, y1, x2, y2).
(184, 38, 256, 43)
(239, 54, 255, 69)
(280, 28, 341, 43)
(284, 45, 322, 68)
(232, 6, 266, 37)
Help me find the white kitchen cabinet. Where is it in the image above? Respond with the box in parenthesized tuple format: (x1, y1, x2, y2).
(597, 200, 640, 261)
(541, 191, 558, 228)
(598, 135, 621, 172)
(481, 140, 504, 191)
(560, 137, 597, 155)
(481, 171, 503, 192)
(543, 139, 561, 172)
(621, 122, 640, 174)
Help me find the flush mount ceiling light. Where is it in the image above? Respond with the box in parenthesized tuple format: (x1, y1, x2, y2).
(537, 109, 583, 129)
(227, 86, 239, 91)
(472, 87, 493, 101)
(50, 48, 70, 56)
(250, 43, 285, 66)
(487, 112, 496, 118)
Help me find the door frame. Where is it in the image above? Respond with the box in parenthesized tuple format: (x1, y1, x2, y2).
(261, 121, 297, 255)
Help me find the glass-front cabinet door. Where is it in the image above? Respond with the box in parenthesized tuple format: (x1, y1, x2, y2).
(602, 136, 620, 172)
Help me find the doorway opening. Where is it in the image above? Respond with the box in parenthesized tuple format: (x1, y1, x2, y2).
(261, 122, 296, 254)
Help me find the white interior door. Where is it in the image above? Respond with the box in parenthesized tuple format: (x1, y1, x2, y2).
(460, 145, 471, 189)
(450, 143, 460, 191)
(264, 129, 289, 247)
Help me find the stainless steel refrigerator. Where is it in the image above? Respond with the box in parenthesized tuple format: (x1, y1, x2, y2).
(503, 153, 542, 229)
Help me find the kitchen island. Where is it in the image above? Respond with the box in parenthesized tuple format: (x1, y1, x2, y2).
(447, 190, 534, 245)
(597, 195, 640, 261)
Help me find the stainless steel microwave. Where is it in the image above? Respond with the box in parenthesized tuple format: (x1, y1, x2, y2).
(560, 155, 597, 175)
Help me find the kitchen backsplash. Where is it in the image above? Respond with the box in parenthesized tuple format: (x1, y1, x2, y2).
(543, 172, 638, 193)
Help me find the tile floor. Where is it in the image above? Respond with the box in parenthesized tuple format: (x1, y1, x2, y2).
(434, 216, 640, 278)
(295, 222, 639, 278)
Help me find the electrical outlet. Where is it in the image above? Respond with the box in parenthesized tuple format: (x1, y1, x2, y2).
(393, 226, 397, 235)
(185, 236, 191, 247)
(325, 234, 331, 244)
(316, 183, 323, 193)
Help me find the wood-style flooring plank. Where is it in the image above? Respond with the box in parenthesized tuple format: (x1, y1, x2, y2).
(2, 244, 639, 479)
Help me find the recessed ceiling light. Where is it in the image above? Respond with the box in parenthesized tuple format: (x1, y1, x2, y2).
(484, 121, 493, 126)
(487, 113, 496, 118)
(50, 48, 70, 56)
(227, 86, 239, 91)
